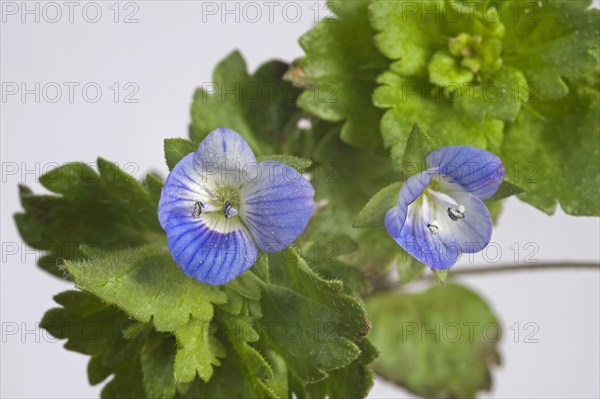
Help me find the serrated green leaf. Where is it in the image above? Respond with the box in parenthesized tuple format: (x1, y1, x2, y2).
(191, 51, 302, 155)
(304, 236, 370, 295)
(256, 154, 312, 172)
(164, 138, 198, 171)
(353, 182, 402, 228)
(502, 84, 600, 215)
(65, 246, 227, 332)
(303, 339, 378, 399)
(500, 0, 600, 100)
(366, 284, 501, 398)
(373, 71, 504, 169)
(173, 318, 225, 382)
(40, 291, 149, 398)
(296, 0, 388, 148)
(14, 160, 163, 278)
(258, 248, 371, 383)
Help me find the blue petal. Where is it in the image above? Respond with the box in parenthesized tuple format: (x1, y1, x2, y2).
(158, 153, 215, 230)
(166, 217, 257, 285)
(240, 161, 314, 252)
(426, 146, 504, 200)
(384, 168, 438, 238)
(433, 181, 493, 253)
(158, 152, 257, 285)
(394, 203, 461, 270)
(192, 128, 258, 186)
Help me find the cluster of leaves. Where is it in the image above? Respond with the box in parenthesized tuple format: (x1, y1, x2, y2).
(16, 52, 385, 397)
(19, 155, 375, 398)
(296, 0, 599, 216)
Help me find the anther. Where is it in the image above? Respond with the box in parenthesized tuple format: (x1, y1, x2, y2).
(447, 206, 465, 221)
(427, 221, 440, 235)
(192, 202, 204, 219)
(224, 201, 238, 219)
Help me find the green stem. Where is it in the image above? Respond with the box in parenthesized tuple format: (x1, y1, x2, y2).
(435, 262, 600, 278)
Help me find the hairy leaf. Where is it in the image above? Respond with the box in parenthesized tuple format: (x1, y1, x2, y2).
(366, 284, 501, 398)
(296, 0, 388, 148)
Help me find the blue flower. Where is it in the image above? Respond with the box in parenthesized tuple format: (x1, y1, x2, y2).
(158, 128, 315, 285)
(385, 146, 504, 269)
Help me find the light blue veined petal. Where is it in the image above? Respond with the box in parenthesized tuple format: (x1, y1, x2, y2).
(426, 146, 504, 200)
(239, 161, 314, 252)
(432, 181, 493, 253)
(158, 153, 218, 230)
(165, 216, 258, 285)
(384, 168, 438, 239)
(393, 202, 461, 270)
(193, 128, 258, 187)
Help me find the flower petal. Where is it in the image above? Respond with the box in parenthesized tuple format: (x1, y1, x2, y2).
(192, 128, 258, 187)
(165, 216, 258, 285)
(432, 181, 493, 253)
(240, 161, 314, 252)
(158, 153, 216, 230)
(391, 202, 461, 270)
(384, 168, 438, 238)
(426, 146, 504, 200)
(158, 152, 257, 284)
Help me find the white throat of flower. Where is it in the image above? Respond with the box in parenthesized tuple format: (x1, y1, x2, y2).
(190, 184, 243, 233)
(421, 187, 466, 236)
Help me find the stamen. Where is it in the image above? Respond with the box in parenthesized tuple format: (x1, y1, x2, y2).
(223, 201, 238, 219)
(448, 207, 465, 221)
(427, 221, 440, 235)
(192, 201, 204, 219)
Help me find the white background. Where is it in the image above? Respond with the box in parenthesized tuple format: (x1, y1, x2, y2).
(1, 1, 599, 398)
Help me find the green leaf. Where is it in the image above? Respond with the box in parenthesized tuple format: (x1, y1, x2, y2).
(486, 180, 526, 202)
(304, 236, 371, 295)
(141, 334, 177, 399)
(432, 268, 449, 285)
(296, 0, 388, 148)
(397, 256, 426, 284)
(41, 290, 150, 398)
(460, 67, 530, 122)
(373, 71, 504, 169)
(64, 246, 229, 383)
(500, 0, 600, 100)
(65, 246, 227, 332)
(353, 182, 402, 228)
(258, 248, 372, 385)
(190, 51, 302, 155)
(501, 84, 600, 215)
(366, 284, 501, 398)
(302, 339, 378, 399)
(401, 123, 436, 172)
(256, 154, 312, 172)
(173, 318, 225, 382)
(164, 138, 198, 171)
(14, 160, 163, 278)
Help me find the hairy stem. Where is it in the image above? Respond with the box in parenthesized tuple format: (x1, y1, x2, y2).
(433, 262, 600, 278)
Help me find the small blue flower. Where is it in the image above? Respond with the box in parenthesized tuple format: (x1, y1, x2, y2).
(385, 146, 504, 269)
(158, 128, 315, 285)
